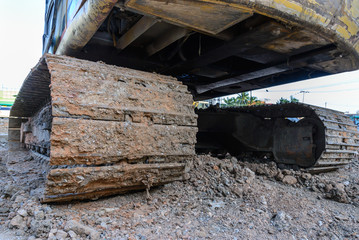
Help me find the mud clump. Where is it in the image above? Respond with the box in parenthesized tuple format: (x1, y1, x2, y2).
(238, 157, 359, 205)
(188, 155, 257, 199)
(0, 147, 358, 239)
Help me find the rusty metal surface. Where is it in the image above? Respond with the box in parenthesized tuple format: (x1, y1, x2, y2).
(55, 0, 118, 55)
(123, 0, 359, 68)
(309, 105, 359, 169)
(273, 124, 316, 167)
(196, 103, 359, 171)
(10, 57, 50, 118)
(240, 0, 359, 58)
(195, 45, 337, 94)
(146, 27, 189, 56)
(197, 104, 322, 167)
(44, 162, 189, 202)
(261, 29, 329, 55)
(41, 0, 359, 100)
(125, 0, 253, 35)
(46, 54, 196, 125)
(50, 117, 196, 166)
(55, 0, 359, 61)
(22, 102, 52, 153)
(116, 16, 158, 50)
(10, 54, 198, 202)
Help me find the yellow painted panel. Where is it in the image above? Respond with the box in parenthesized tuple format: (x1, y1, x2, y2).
(306, 0, 321, 6)
(339, 15, 359, 36)
(354, 42, 359, 52)
(270, 0, 303, 17)
(302, 9, 330, 27)
(336, 25, 351, 40)
(273, 0, 303, 13)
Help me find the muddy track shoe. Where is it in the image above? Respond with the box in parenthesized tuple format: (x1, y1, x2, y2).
(8, 54, 197, 203)
(196, 103, 359, 173)
(308, 105, 359, 173)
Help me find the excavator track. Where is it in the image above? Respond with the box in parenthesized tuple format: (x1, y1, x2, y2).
(8, 54, 197, 202)
(309, 105, 359, 172)
(196, 104, 359, 173)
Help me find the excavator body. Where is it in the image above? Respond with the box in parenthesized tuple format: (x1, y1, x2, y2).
(8, 0, 359, 202)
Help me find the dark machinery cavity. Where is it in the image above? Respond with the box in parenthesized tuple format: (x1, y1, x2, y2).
(197, 103, 359, 172)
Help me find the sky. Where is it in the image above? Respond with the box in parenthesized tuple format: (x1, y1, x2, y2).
(0, 1, 359, 113)
(0, 1, 44, 90)
(252, 71, 359, 113)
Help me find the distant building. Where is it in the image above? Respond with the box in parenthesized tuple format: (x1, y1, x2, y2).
(348, 114, 359, 130)
(0, 89, 17, 117)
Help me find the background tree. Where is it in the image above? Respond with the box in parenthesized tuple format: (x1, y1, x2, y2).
(223, 97, 240, 106)
(277, 97, 290, 104)
(277, 95, 299, 104)
(237, 92, 249, 106)
(290, 95, 299, 103)
(223, 92, 264, 107)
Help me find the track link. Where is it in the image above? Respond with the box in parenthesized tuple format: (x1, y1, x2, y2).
(196, 103, 359, 172)
(9, 54, 198, 202)
(309, 105, 359, 172)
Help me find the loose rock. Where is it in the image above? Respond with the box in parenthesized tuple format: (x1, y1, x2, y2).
(282, 175, 297, 185)
(65, 220, 100, 239)
(9, 215, 25, 229)
(56, 230, 68, 239)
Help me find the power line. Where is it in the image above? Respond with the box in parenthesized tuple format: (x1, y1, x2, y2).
(324, 102, 359, 108)
(310, 88, 359, 93)
(300, 90, 309, 102)
(255, 87, 359, 93)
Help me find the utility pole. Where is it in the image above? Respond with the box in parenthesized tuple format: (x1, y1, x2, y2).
(300, 91, 309, 103)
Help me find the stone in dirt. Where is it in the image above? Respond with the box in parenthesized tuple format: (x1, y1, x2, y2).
(34, 210, 45, 220)
(271, 211, 289, 231)
(325, 188, 349, 203)
(68, 230, 77, 238)
(1, 146, 359, 239)
(17, 209, 28, 217)
(48, 229, 57, 239)
(30, 219, 52, 238)
(0, 207, 9, 213)
(65, 220, 100, 239)
(301, 173, 312, 180)
(9, 215, 25, 229)
(275, 171, 284, 181)
(242, 167, 255, 184)
(56, 230, 68, 239)
(282, 175, 297, 185)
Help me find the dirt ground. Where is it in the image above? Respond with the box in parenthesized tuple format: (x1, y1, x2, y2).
(0, 141, 358, 240)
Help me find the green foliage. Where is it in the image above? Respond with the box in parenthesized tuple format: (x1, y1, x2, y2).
(277, 97, 290, 104)
(223, 92, 264, 107)
(223, 97, 240, 106)
(290, 96, 299, 103)
(249, 96, 258, 103)
(237, 92, 249, 105)
(277, 95, 299, 104)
